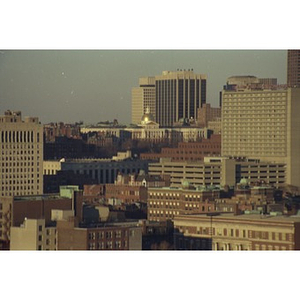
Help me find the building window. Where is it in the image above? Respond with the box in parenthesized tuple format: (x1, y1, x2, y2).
(38, 225, 42, 232)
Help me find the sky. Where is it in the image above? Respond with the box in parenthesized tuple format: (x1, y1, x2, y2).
(0, 50, 287, 125)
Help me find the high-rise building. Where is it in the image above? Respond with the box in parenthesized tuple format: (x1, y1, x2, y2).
(0, 110, 43, 197)
(132, 70, 207, 127)
(287, 50, 300, 87)
(221, 81, 300, 188)
(131, 77, 156, 125)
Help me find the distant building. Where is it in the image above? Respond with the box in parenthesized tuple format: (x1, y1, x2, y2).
(173, 213, 300, 250)
(132, 70, 207, 127)
(197, 103, 221, 127)
(131, 77, 156, 125)
(43, 122, 81, 142)
(140, 134, 221, 161)
(287, 50, 300, 87)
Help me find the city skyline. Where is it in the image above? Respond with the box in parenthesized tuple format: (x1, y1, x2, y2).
(0, 50, 286, 124)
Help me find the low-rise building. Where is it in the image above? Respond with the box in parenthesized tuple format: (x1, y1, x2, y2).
(10, 218, 57, 250)
(56, 218, 142, 250)
(149, 157, 287, 188)
(173, 213, 300, 250)
(147, 184, 219, 222)
(140, 134, 221, 161)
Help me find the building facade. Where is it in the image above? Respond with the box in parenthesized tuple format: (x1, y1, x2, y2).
(131, 77, 156, 125)
(221, 82, 300, 188)
(173, 213, 300, 250)
(197, 103, 221, 127)
(140, 134, 221, 161)
(147, 185, 219, 222)
(56, 218, 142, 250)
(148, 157, 286, 189)
(287, 50, 300, 88)
(10, 218, 57, 250)
(0, 110, 43, 197)
(132, 70, 207, 127)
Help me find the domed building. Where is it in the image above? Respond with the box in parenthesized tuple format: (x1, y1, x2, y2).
(140, 107, 156, 126)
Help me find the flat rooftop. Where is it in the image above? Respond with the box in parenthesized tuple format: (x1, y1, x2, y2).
(174, 213, 300, 224)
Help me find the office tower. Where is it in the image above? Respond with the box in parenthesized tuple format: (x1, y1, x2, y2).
(132, 70, 207, 127)
(131, 77, 156, 125)
(221, 79, 300, 188)
(0, 110, 43, 197)
(287, 50, 300, 87)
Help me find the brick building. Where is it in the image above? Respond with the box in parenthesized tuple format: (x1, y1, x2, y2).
(140, 134, 221, 161)
(147, 185, 219, 222)
(0, 189, 84, 248)
(173, 213, 300, 250)
(197, 103, 221, 127)
(56, 218, 142, 250)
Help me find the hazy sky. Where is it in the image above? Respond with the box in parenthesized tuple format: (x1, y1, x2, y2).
(0, 50, 287, 125)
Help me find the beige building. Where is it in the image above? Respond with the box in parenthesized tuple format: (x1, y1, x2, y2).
(0, 110, 43, 197)
(221, 84, 300, 188)
(10, 218, 57, 250)
(131, 77, 156, 125)
(148, 157, 286, 188)
(173, 213, 300, 250)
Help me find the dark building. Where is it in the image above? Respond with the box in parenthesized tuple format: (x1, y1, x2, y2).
(44, 136, 97, 160)
(60, 158, 151, 184)
(155, 70, 207, 127)
(287, 50, 300, 87)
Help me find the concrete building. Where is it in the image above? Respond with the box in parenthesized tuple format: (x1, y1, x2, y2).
(10, 218, 57, 250)
(132, 70, 207, 127)
(44, 151, 151, 185)
(0, 110, 43, 197)
(173, 213, 300, 250)
(221, 80, 300, 188)
(148, 157, 286, 189)
(287, 50, 300, 88)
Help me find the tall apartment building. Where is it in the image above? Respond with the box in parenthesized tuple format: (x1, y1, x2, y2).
(221, 80, 300, 188)
(287, 50, 300, 87)
(132, 70, 207, 127)
(0, 110, 43, 197)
